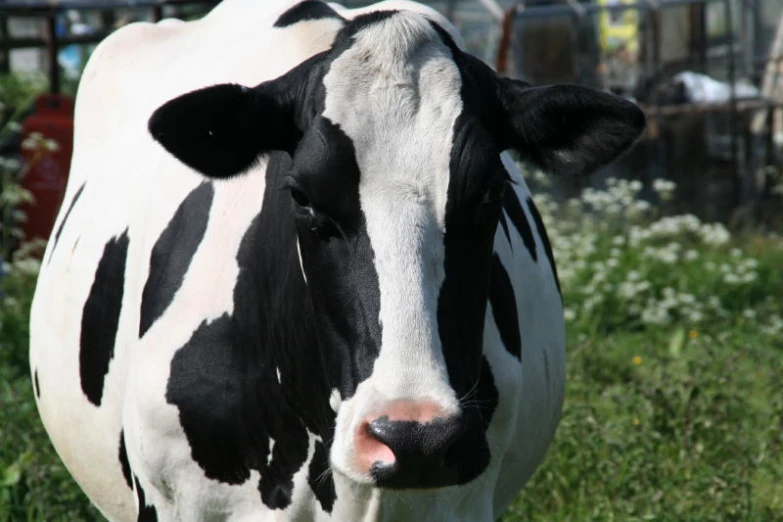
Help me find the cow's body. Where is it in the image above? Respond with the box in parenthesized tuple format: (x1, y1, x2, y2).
(30, 1, 644, 520)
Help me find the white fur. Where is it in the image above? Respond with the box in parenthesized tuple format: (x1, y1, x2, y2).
(322, 12, 463, 482)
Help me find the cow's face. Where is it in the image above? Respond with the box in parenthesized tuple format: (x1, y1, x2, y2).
(150, 10, 644, 490)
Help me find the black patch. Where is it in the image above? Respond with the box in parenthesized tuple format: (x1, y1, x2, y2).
(48, 182, 85, 265)
(167, 314, 263, 485)
(526, 197, 561, 295)
(33, 369, 40, 398)
(274, 1, 343, 28)
(489, 255, 521, 360)
(289, 120, 383, 400)
(166, 152, 343, 508)
(476, 355, 499, 428)
(134, 476, 158, 522)
(119, 430, 132, 489)
(139, 183, 213, 337)
(307, 439, 335, 513)
(434, 108, 507, 486)
(503, 190, 536, 261)
(80, 230, 129, 406)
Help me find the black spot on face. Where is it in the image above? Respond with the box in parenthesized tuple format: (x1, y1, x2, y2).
(134, 476, 158, 522)
(435, 108, 507, 483)
(290, 120, 382, 400)
(274, 0, 344, 28)
(80, 230, 129, 406)
(166, 152, 340, 509)
(489, 255, 521, 360)
(139, 183, 213, 337)
(119, 430, 132, 489)
(33, 369, 40, 399)
(48, 182, 85, 265)
(526, 197, 561, 295)
(307, 439, 335, 513)
(503, 189, 537, 261)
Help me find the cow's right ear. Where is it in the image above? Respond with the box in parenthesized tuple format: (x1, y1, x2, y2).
(148, 83, 300, 179)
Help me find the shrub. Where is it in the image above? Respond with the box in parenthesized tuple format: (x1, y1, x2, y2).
(526, 170, 783, 337)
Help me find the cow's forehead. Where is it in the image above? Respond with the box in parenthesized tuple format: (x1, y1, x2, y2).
(321, 10, 463, 228)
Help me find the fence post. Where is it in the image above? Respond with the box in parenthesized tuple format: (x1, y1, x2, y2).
(0, 15, 8, 74)
(44, 11, 60, 94)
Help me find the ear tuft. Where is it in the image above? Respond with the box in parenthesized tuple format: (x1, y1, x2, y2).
(149, 83, 297, 178)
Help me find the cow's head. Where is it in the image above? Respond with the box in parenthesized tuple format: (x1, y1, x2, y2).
(149, 9, 644, 490)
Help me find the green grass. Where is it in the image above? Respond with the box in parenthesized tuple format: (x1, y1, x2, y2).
(504, 328, 783, 522)
(0, 364, 103, 522)
(3, 325, 782, 520)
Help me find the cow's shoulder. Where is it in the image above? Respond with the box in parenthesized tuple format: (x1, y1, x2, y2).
(78, 20, 183, 93)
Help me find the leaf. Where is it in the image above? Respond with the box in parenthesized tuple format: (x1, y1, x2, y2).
(2, 461, 22, 487)
(669, 328, 685, 358)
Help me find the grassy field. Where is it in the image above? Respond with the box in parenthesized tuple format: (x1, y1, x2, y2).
(3, 313, 782, 521)
(3, 236, 783, 521)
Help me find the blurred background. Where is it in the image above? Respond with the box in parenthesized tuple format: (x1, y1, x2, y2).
(0, 1, 781, 521)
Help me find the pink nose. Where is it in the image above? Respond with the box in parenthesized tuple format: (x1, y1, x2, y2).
(354, 400, 466, 489)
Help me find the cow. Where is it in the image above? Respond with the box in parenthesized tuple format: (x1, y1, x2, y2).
(29, 1, 644, 520)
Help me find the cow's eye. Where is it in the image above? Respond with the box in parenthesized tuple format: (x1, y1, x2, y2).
(289, 186, 312, 209)
(483, 182, 506, 205)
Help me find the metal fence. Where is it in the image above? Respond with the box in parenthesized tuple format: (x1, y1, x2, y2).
(1, 0, 781, 224)
(478, 0, 783, 224)
(0, 0, 219, 93)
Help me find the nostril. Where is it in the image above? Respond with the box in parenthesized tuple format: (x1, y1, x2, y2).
(355, 420, 396, 471)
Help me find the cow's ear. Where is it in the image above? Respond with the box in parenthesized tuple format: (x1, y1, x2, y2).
(148, 83, 300, 178)
(496, 79, 646, 176)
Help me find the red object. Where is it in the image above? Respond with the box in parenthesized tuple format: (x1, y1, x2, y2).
(19, 94, 75, 242)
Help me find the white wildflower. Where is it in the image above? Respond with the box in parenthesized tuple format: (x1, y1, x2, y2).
(652, 178, 676, 196)
(12, 258, 41, 276)
(641, 304, 670, 325)
(699, 223, 731, 245)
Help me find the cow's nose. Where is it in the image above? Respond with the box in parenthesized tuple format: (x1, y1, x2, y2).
(358, 412, 467, 489)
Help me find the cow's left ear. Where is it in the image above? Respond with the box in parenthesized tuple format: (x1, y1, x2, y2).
(148, 82, 300, 179)
(496, 79, 646, 176)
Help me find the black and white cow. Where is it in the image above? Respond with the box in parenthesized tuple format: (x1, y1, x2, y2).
(29, 1, 644, 520)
